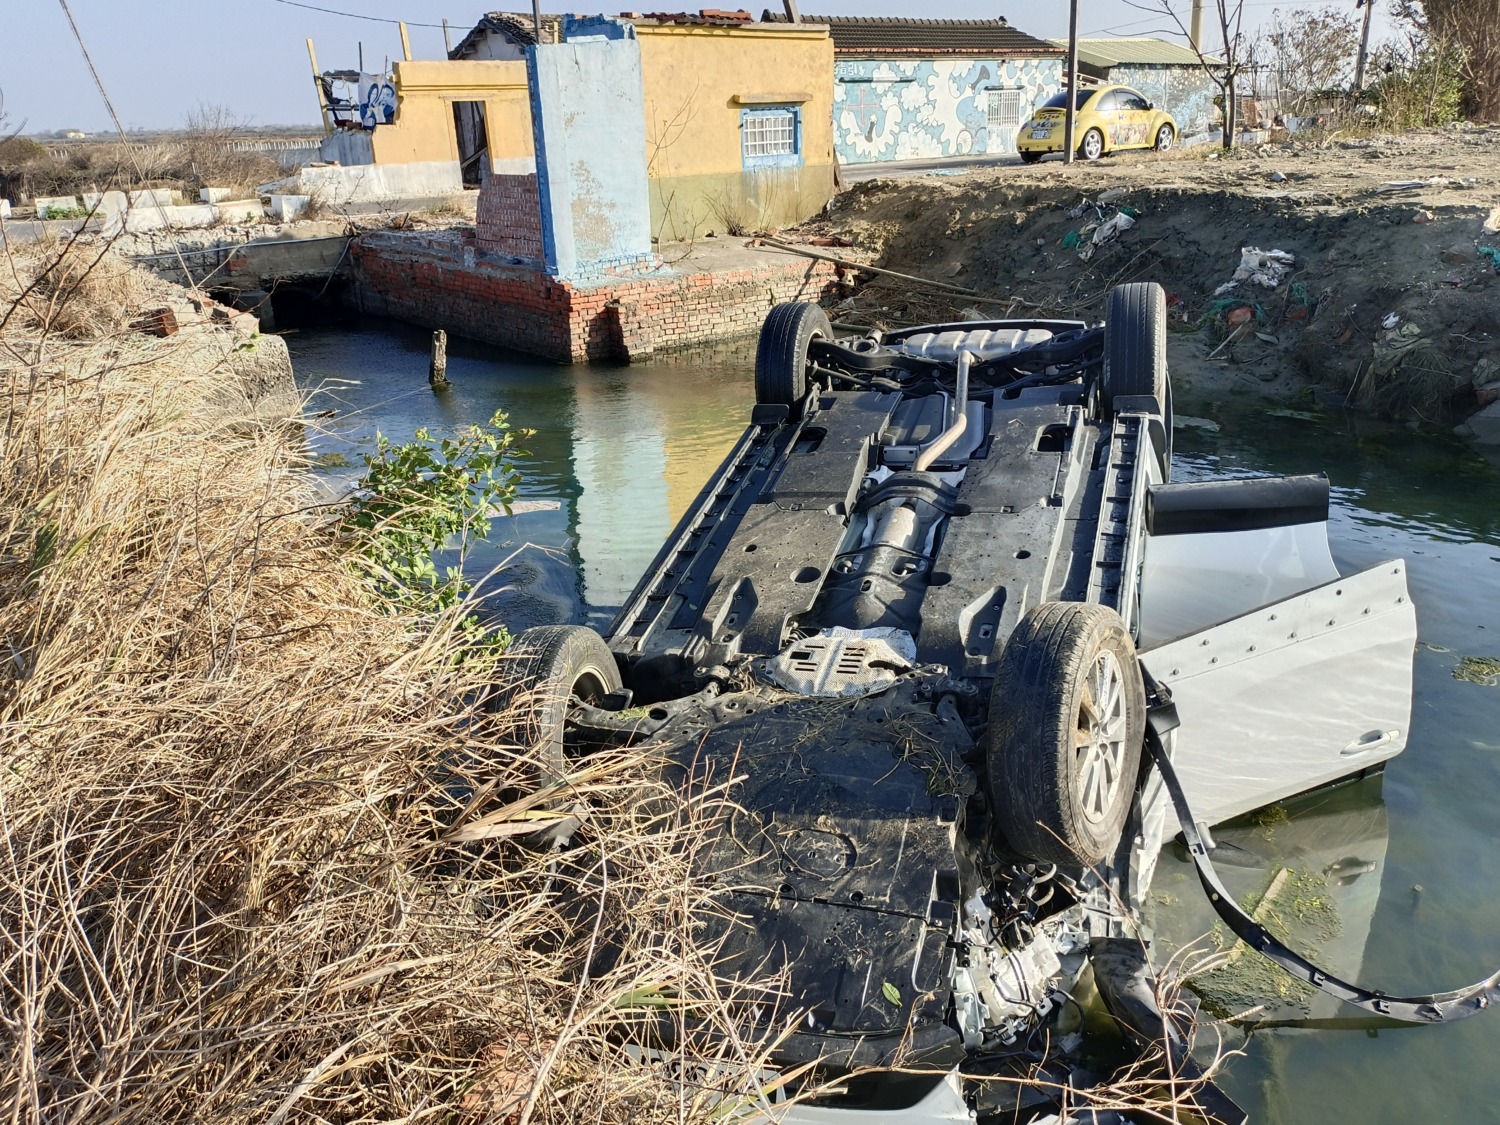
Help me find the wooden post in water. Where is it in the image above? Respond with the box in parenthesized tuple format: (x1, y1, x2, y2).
(429, 330, 449, 390)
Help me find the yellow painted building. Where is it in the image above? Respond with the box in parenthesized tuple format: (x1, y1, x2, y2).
(415, 14, 837, 240)
(632, 19, 836, 241)
(364, 59, 534, 171)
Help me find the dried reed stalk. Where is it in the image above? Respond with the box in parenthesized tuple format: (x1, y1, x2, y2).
(0, 241, 789, 1124)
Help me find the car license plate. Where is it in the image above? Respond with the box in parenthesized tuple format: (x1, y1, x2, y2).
(1030, 129, 1050, 139)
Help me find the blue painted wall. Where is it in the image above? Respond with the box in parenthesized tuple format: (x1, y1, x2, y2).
(1106, 64, 1218, 137)
(527, 17, 655, 279)
(833, 57, 1062, 164)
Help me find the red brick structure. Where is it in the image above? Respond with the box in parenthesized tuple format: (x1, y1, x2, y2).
(349, 230, 848, 362)
(474, 174, 544, 263)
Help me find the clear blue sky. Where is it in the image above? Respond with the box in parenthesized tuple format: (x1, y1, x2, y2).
(2, 0, 1390, 133)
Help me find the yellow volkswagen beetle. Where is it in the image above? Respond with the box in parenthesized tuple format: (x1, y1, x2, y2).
(1017, 84, 1177, 163)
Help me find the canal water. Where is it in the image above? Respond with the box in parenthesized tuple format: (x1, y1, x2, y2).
(289, 322, 1500, 1124)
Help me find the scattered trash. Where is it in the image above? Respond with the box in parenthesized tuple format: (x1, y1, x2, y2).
(1095, 187, 1128, 205)
(1256, 330, 1279, 344)
(1382, 312, 1401, 330)
(1214, 247, 1296, 295)
(1371, 321, 1429, 377)
(1077, 211, 1135, 261)
(1486, 206, 1500, 234)
(1061, 230, 1081, 250)
(1412, 209, 1434, 224)
(1375, 178, 1451, 193)
(808, 235, 853, 248)
(1479, 246, 1500, 270)
(1270, 171, 1287, 183)
(1285, 281, 1316, 322)
(1227, 306, 1256, 326)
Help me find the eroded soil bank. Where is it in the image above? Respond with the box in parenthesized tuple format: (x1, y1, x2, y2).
(803, 127, 1500, 430)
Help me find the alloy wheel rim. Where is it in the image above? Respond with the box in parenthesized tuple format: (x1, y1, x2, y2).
(1073, 649, 1128, 827)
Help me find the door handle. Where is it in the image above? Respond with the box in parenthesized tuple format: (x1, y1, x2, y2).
(1342, 729, 1399, 756)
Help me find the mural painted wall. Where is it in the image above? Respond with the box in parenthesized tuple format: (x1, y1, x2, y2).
(833, 57, 1062, 164)
(1107, 64, 1219, 137)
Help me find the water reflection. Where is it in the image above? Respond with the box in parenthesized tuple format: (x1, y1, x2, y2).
(289, 323, 753, 631)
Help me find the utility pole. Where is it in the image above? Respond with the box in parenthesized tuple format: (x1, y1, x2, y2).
(1353, 0, 1374, 91)
(1063, 0, 1079, 164)
(307, 38, 332, 136)
(1189, 0, 1203, 53)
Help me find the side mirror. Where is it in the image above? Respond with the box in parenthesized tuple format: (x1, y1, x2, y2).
(1147, 101, 1156, 110)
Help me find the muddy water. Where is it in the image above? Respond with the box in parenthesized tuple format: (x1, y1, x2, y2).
(288, 323, 1500, 1123)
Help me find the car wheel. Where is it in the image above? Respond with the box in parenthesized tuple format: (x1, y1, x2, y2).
(1155, 124, 1175, 152)
(1020, 150, 1043, 164)
(1079, 128, 1105, 161)
(986, 602, 1145, 866)
(755, 301, 831, 420)
(496, 625, 623, 780)
(1102, 281, 1173, 480)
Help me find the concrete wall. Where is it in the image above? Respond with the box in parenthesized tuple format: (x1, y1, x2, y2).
(527, 18, 654, 279)
(636, 22, 836, 242)
(289, 161, 463, 204)
(833, 56, 1063, 163)
(1106, 63, 1218, 137)
(362, 59, 534, 166)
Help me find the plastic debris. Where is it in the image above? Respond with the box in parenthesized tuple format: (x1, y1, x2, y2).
(1255, 330, 1279, 344)
(1371, 321, 1428, 377)
(1077, 211, 1135, 261)
(1479, 246, 1500, 270)
(1213, 247, 1296, 295)
(1270, 171, 1287, 183)
(1412, 209, 1434, 224)
(1382, 312, 1401, 330)
(1486, 206, 1500, 234)
(1061, 230, 1081, 250)
(1095, 187, 1128, 205)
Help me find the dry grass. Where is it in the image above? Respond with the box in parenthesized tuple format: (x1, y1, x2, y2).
(0, 239, 791, 1123)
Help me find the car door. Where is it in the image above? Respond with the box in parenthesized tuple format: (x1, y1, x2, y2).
(1091, 88, 1121, 147)
(1113, 88, 1152, 148)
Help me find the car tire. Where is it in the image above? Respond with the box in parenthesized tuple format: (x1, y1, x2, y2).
(1155, 124, 1175, 152)
(1102, 281, 1173, 480)
(495, 624, 623, 780)
(986, 601, 1145, 867)
(1020, 150, 1043, 164)
(755, 301, 830, 420)
(1079, 128, 1105, 161)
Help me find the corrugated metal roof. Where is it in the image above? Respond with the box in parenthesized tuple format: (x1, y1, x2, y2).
(762, 13, 1061, 57)
(1050, 37, 1217, 68)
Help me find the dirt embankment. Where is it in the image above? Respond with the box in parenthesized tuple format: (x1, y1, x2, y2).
(808, 127, 1500, 425)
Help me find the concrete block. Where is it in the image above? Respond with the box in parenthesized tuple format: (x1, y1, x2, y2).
(1456, 399, 1500, 445)
(35, 195, 80, 218)
(0, 199, 9, 220)
(269, 194, 311, 221)
(200, 187, 234, 203)
(82, 190, 128, 214)
(213, 199, 266, 224)
(129, 188, 176, 208)
(290, 161, 461, 205)
(121, 203, 219, 233)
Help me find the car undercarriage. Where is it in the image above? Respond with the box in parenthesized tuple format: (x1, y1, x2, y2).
(495, 283, 1500, 1123)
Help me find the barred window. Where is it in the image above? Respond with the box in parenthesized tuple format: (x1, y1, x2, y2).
(742, 107, 801, 167)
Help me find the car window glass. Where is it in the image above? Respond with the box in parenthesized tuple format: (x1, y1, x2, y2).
(1121, 90, 1150, 111)
(1041, 89, 1095, 111)
(1095, 90, 1120, 113)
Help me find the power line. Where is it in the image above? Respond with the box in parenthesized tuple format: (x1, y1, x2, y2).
(266, 0, 446, 29)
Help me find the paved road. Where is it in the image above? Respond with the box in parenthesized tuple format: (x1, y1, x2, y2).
(840, 154, 1029, 182)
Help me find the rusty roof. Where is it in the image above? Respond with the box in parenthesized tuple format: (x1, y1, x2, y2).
(759, 13, 1059, 56)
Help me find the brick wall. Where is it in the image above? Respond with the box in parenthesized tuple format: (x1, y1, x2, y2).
(474, 174, 544, 263)
(349, 230, 849, 363)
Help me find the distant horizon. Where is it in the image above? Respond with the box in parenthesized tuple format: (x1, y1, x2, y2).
(2, 0, 1396, 134)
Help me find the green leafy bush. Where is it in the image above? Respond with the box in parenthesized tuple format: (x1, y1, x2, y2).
(342, 410, 528, 637)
